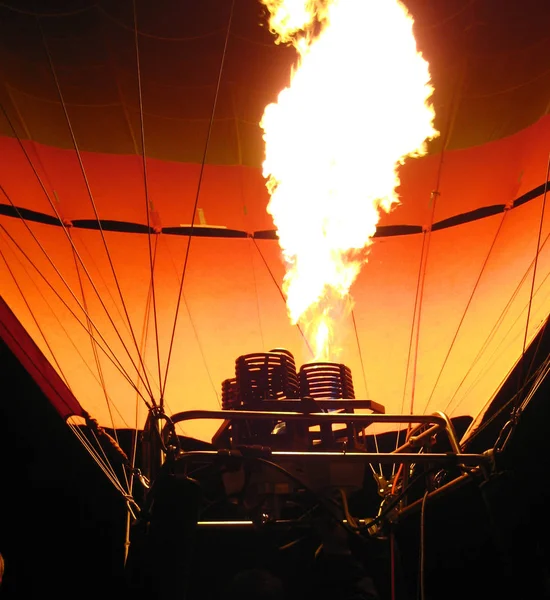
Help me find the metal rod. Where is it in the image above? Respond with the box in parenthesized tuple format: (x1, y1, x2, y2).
(431, 410, 462, 454)
(252, 399, 386, 413)
(178, 450, 489, 466)
(195, 518, 371, 529)
(394, 424, 442, 454)
(168, 410, 463, 464)
(170, 409, 448, 426)
(396, 472, 476, 520)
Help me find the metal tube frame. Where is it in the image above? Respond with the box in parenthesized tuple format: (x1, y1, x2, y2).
(166, 410, 491, 466)
(168, 408, 464, 455)
(191, 472, 479, 530)
(170, 409, 449, 427)
(165, 409, 491, 529)
(177, 449, 488, 467)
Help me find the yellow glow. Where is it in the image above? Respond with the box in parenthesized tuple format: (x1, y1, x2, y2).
(261, 0, 438, 360)
(261, 0, 320, 42)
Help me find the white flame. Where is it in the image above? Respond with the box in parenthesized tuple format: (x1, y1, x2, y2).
(261, 0, 438, 359)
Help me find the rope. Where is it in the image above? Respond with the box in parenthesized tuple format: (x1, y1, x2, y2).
(162, 236, 220, 410)
(0, 245, 71, 388)
(132, 0, 163, 402)
(38, 18, 158, 403)
(70, 232, 130, 492)
(0, 102, 154, 400)
(161, 0, 236, 399)
(82, 410, 130, 463)
(0, 213, 152, 406)
(404, 55, 467, 431)
(252, 237, 315, 359)
(424, 209, 509, 413)
(516, 154, 550, 410)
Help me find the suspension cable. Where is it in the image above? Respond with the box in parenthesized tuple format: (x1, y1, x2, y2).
(161, 0, 236, 399)
(465, 353, 550, 446)
(37, 18, 157, 403)
(424, 209, 509, 413)
(518, 352, 550, 413)
(68, 420, 140, 511)
(398, 231, 428, 440)
(398, 55, 466, 452)
(392, 73, 466, 478)
(393, 196, 438, 477)
(0, 100, 156, 401)
(1, 234, 137, 419)
(409, 193, 439, 419)
(351, 308, 369, 398)
(524, 318, 550, 396)
(70, 232, 130, 490)
(0, 247, 70, 386)
(69, 422, 129, 498)
(516, 154, 550, 411)
(161, 236, 220, 409)
(132, 0, 163, 404)
(452, 265, 550, 418)
(0, 221, 152, 407)
(445, 227, 550, 416)
(350, 307, 382, 476)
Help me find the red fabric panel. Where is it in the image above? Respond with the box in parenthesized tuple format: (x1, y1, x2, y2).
(0, 296, 84, 419)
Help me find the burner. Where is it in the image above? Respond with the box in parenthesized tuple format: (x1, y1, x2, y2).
(235, 349, 299, 409)
(218, 351, 358, 449)
(299, 362, 356, 447)
(221, 378, 239, 410)
(218, 349, 299, 446)
(299, 362, 355, 399)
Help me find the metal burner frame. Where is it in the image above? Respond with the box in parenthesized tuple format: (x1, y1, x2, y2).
(163, 407, 492, 529)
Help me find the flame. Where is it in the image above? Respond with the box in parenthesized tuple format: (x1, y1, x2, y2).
(261, 0, 438, 360)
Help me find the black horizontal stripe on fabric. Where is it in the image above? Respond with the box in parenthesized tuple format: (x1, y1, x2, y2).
(373, 224, 423, 237)
(253, 229, 278, 240)
(513, 181, 549, 208)
(162, 226, 248, 238)
(0, 204, 62, 226)
(432, 205, 505, 232)
(1, 179, 548, 237)
(72, 219, 153, 233)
